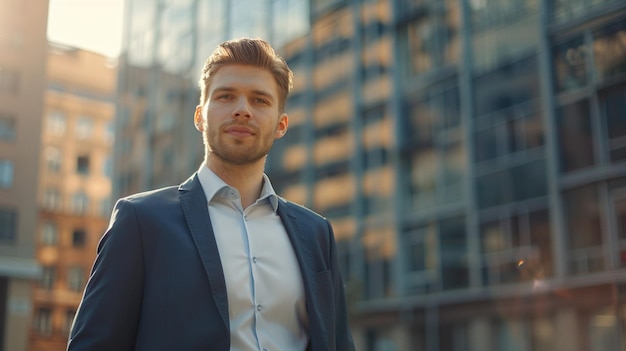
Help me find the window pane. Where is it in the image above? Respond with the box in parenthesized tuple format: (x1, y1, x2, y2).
(474, 55, 539, 116)
(409, 99, 435, 147)
(43, 188, 62, 210)
(64, 309, 76, 335)
(443, 85, 461, 129)
(440, 216, 469, 290)
(76, 155, 90, 175)
(564, 184, 605, 274)
(512, 159, 547, 201)
(47, 111, 66, 134)
(34, 308, 52, 335)
(553, 36, 588, 92)
(40, 222, 58, 246)
(442, 142, 466, 202)
(405, 16, 434, 75)
(471, 0, 539, 28)
(45, 147, 62, 173)
(475, 125, 500, 162)
(400, 0, 460, 78)
(593, 19, 626, 82)
(410, 150, 437, 208)
(481, 220, 505, 254)
(528, 209, 554, 279)
(72, 191, 89, 214)
(0, 159, 14, 188)
(523, 111, 544, 149)
(40, 266, 55, 290)
(0, 116, 16, 141)
(72, 229, 86, 247)
(67, 266, 85, 292)
(557, 100, 595, 172)
(0, 208, 17, 242)
(564, 185, 603, 249)
(472, 16, 539, 73)
(75, 116, 93, 139)
(600, 84, 626, 161)
(477, 169, 513, 208)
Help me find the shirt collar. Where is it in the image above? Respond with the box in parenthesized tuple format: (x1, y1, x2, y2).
(197, 165, 279, 212)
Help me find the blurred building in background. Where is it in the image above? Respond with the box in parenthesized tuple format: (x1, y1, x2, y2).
(114, 0, 310, 196)
(28, 44, 117, 351)
(0, 0, 49, 350)
(115, 0, 626, 350)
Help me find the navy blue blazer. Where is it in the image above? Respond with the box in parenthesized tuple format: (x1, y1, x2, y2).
(67, 174, 355, 351)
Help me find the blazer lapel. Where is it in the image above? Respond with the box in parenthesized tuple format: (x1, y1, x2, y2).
(276, 200, 321, 333)
(276, 199, 314, 282)
(179, 174, 229, 331)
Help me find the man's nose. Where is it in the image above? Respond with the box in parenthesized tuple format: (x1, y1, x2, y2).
(232, 97, 251, 119)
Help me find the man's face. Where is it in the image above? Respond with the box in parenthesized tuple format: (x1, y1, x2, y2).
(195, 65, 288, 166)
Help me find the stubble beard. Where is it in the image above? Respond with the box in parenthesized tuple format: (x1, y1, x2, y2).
(206, 130, 275, 166)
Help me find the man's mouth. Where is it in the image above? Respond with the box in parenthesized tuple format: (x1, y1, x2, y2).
(225, 125, 255, 137)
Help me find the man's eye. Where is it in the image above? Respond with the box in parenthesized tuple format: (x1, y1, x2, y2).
(254, 98, 269, 104)
(217, 94, 232, 100)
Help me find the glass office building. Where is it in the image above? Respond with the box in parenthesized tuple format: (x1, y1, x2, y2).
(114, 0, 309, 197)
(116, 0, 626, 350)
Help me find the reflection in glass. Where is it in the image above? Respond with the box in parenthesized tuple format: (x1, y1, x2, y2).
(400, 0, 459, 77)
(404, 222, 438, 294)
(553, 36, 588, 92)
(127, 0, 157, 66)
(556, 100, 595, 172)
(563, 184, 605, 275)
(442, 142, 466, 202)
(410, 150, 437, 208)
(593, 19, 626, 82)
(480, 209, 552, 286)
(471, 16, 539, 73)
(440, 216, 469, 290)
(406, 81, 464, 210)
(552, 0, 623, 23)
(473, 56, 539, 116)
(600, 84, 626, 162)
(477, 159, 546, 208)
(470, 0, 539, 28)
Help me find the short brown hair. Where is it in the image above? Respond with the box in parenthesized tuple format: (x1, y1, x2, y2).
(198, 38, 293, 112)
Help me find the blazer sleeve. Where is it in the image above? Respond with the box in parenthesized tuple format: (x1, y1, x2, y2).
(326, 220, 356, 351)
(67, 199, 144, 351)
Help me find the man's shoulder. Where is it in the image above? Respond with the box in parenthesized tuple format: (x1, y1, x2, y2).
(278, 197, 328, 223)
(117, 185, 181, 207)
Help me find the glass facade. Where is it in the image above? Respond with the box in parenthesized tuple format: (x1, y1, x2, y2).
(116, 0, 310, 196)
(115, 0, 626, 350)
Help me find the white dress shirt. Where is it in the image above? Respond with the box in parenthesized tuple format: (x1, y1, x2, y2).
(197, 165, 309, 351)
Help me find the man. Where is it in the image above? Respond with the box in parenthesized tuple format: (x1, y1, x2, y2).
(67, 38, 355, 351)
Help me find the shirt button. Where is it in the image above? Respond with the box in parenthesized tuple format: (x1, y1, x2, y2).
(252, 257, 257, 263)
(257, 305, 262, 311)
(244, 215, 249, 221)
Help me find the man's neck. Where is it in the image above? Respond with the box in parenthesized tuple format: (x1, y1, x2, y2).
(205, 156, 266, 209)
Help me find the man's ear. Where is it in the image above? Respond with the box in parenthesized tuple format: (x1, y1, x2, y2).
(275, 113, 289, 139)
(194, 105, 204, 131)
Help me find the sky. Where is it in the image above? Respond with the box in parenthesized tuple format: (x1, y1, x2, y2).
(47, 0, 125, 58)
